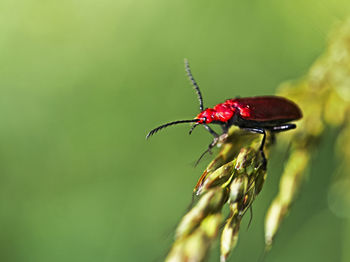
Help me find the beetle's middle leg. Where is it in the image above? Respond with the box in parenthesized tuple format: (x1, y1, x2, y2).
(241, 127, 267, 169)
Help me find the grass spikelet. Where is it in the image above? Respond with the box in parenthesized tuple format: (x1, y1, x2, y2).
(220, 203, 241, 262)
(175, 187, 229, 239)
(166, 213, 223, 262)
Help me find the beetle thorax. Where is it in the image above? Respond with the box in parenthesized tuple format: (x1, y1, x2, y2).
(196, 100, 243, 124)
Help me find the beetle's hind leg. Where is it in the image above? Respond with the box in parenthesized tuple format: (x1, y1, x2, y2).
(266, 123, 296, 145)
(269, 123, 296, 132)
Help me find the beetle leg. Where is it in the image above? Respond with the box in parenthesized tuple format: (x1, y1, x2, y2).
(194, 123, 225, 166)
(194, 139, 218, 166)
(241, 127, 267, 169)
(258, 129, 267, 169)
(203, 124, 219, 138)
(264, 124, 296, 145)
(221, 123, 229, 134)
(269, 123, 296, 132)
(194, 132, 229, 166)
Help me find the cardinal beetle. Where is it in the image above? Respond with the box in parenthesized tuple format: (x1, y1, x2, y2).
(146, 59, 302, 167)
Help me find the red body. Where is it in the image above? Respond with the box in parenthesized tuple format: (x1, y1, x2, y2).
(196, 96, 302, 125)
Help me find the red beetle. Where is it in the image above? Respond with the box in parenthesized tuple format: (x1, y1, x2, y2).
(147, 60, 302, 167)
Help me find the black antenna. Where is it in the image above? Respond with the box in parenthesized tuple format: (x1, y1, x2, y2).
(146, 119, 199, 139)
(184, 59, 204, 111)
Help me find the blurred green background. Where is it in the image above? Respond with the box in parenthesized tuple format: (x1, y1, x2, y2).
(1, 1, 350, 261)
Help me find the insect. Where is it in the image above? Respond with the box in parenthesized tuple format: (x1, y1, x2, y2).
(146, 59, 302, 167)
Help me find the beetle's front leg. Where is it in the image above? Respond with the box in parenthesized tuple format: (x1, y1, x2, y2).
(203, 124, 219, 138)
(194, 132, 228, 166)
(194, 138, 219, 167)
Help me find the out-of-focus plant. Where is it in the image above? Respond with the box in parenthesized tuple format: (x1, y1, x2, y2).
(165, 19, 350, 262)
(267, 18, 350, 247)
